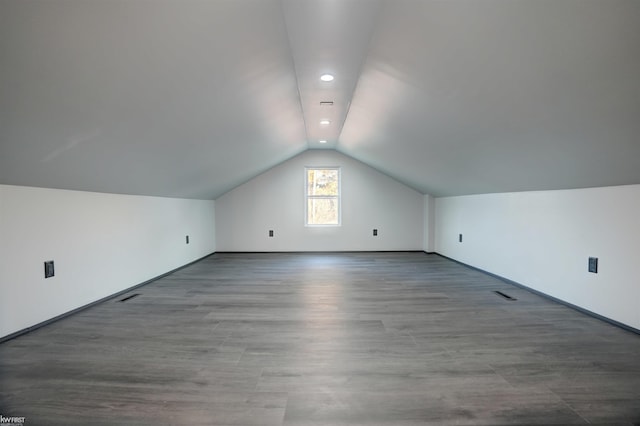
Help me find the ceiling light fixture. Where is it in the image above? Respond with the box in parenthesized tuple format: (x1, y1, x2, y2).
(320, 119, 331, 125)
(319, 140, 327, 144)
(320, 74, 334, 82)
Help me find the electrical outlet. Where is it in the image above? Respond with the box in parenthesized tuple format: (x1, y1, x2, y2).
(588, 257, 598, 273)
(373, 229, 378, 236)
(269, 230, 274, 237)
(44, 260, 55, 278)
(459, 234, 463, 243)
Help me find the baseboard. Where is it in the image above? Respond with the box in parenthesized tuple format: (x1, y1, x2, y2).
(0, 252, 216, 344)
(215, 250, 426, 254)
(435, 253, 640, 336)
(11, 251, 632, 343)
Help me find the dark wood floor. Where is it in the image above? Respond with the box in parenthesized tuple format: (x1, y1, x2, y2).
(1, 252, 640, 425)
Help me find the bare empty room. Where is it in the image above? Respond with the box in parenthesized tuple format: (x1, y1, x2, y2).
(1, 1, 640, 425)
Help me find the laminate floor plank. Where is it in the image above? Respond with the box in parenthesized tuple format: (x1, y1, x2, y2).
(1, 252, 639, 425)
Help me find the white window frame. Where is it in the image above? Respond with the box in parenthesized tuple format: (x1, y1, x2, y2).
(305, 167, 341, 227)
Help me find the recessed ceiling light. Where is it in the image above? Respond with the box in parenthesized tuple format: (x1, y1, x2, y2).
(320, 119, 331, 125)
(320, 74, 334, 82)
(319, 140, 327, 144)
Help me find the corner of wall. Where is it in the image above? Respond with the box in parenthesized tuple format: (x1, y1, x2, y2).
(423, 194, 435, 252)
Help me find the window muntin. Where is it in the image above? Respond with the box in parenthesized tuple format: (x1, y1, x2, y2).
(305, 168, 340, 226)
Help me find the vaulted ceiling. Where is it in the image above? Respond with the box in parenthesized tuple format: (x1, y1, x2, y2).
(1, 0, 639, 199)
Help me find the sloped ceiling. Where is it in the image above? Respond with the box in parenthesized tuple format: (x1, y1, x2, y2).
(1, 0, 639, 199)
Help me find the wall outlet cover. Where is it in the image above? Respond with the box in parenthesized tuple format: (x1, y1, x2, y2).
(44, 260, 55, 278)
(588, 257, 598, 273)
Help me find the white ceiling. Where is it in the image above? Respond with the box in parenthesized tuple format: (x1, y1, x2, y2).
(1, 0, 639, 199)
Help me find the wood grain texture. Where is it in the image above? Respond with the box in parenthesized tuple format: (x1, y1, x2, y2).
(1, 252, 639, 425)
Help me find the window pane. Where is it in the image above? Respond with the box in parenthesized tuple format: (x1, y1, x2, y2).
(307, 198, 339, 225)
(307, 169, 338, 196)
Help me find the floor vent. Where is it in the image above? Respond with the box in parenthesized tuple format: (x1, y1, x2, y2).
(494, 291, 517, 301)
(120, 293, 141, 302)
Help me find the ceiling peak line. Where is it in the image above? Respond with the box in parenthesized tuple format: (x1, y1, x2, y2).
(281, 0, 385, 148)
(335, 0, 385, 148)
(278, 0, 311, 149)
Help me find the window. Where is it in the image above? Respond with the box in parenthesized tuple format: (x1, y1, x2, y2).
(305, 167, 340, 226)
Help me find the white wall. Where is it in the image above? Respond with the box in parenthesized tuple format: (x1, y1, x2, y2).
(215, 150, 424, 251)
(0, 185, 216, 339)
(435, 185, 640, 330)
